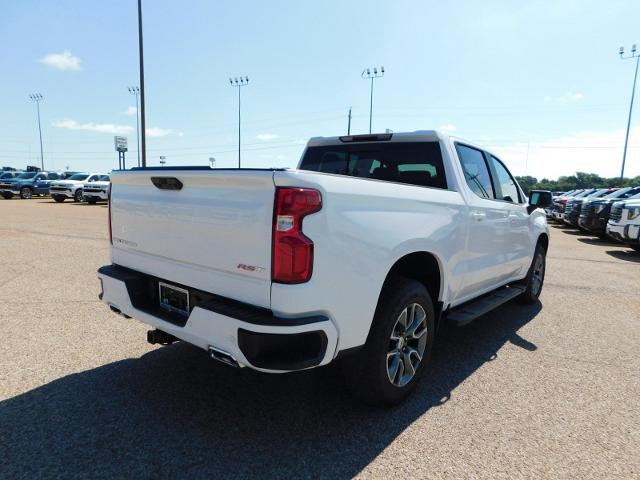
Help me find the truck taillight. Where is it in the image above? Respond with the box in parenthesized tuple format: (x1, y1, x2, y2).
(272, 187, 322, 284)
(107, 183, 112, 244)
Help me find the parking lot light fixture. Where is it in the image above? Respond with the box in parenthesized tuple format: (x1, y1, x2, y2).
(619, 44, 639, 186)
(128, 86, 141, 167)
(229, 76, 249, 168)
(29, 93, 44, 171)
(361, 66, 385, 134)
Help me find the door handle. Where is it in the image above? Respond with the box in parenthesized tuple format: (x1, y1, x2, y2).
(472, 212, 486, 221)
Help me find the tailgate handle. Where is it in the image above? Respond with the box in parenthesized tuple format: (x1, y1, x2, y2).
(150, 177, 183, 190)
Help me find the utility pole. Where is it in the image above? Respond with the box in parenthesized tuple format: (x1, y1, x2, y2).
(159, 155, 166, 167)
(29, 94, 44, 171)
(128, 86, 141, 167)
(229, 76, 249, 168)
(347, 106, 352, 135)
(619, 44, 639, 186)
(137, 0, 147, 167)
(362, 66, 384, 133)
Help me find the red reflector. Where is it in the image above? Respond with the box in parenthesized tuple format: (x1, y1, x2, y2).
(272, 188, 322, 284)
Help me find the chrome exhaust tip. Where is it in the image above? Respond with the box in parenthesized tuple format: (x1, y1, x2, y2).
(208, 346, 241, 368)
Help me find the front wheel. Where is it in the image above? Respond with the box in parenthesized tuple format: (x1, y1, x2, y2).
(342, 276, 435, 406)
(87, 198, 97, 204)
(518, 244, 547, 304)
(53, 196, 65, 203)
(20, 187, 33, 199)
(74, 189, 83, 202)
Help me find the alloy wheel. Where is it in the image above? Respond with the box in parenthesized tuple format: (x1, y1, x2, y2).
(386, 303, 428, 387)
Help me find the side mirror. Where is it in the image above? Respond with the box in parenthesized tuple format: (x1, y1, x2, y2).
(527, 190, 552, 214)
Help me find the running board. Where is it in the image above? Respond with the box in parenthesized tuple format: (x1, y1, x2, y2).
(446, 285, 526, 327)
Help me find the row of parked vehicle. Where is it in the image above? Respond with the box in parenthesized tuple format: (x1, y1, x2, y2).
(0, 170, 110, 204)
(547, 186, 640, 251)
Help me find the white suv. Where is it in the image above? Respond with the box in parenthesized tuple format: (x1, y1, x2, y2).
(83, 175, 111, 204)
(49, 173, 103, 203)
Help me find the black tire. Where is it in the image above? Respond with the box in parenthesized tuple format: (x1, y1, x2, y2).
(630, 245, 640, 253)
(518, 243, 547, 304)
(74, 189, 83, 202)
(1, 192, 13, 199)
(87, 198, 97, 204)
(342, 276, 436, 406)
(53, 196, 65, 203)
(20, 187, 33, 199)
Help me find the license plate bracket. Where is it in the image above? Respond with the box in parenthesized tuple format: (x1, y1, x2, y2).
(158, 282, 190, 317)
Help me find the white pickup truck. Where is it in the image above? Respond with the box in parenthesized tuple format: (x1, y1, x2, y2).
(98, 131, 551, 405)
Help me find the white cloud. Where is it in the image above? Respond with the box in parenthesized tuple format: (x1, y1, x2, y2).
(123, 106, 137, 116)
(146, 127, 183, 138)
(487, 127, 640, 180)
(439, 124, 457, 133)
(52, 118, 133, 135)
(257, 133, 278, 141)
(39, 50, 82, 71)
(545, 92, 585, 104)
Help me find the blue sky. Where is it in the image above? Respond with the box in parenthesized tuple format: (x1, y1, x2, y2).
(1, 0, 640, 180)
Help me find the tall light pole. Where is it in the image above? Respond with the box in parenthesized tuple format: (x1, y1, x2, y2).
(229, 76, 249, 168)
(29, 94, 44, 171)
(128, 86, 141, 167)
(619, 44, 639, 186)
(209, 157, 216, 168)
(159, 155, 166, 167)
(137, 0, 147, 167)
(362, 66, 384, 133)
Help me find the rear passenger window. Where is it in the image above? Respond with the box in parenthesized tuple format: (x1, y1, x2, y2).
(299, 142, 447, 189)
(456, 144, 494, 199)
(48, 173, 59, 180)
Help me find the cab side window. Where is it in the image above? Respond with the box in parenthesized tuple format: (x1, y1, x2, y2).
(456, 144, 495, 199)
(48, 173, 59, 180)
(488, 155, 522, 203)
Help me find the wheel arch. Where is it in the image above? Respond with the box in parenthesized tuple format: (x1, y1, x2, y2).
(379, 251, 444, 330)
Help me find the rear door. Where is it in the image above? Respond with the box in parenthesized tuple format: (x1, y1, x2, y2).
(110, 169, 276, 308)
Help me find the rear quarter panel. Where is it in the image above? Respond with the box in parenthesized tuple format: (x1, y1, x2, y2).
(272, 170, 468, 352)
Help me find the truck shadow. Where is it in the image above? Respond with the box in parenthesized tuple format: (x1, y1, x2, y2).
(0, 302, 541, 479)
(606, 249, 640, 263)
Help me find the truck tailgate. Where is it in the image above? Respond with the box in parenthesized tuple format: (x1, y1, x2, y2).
(109, 169, 276, 308)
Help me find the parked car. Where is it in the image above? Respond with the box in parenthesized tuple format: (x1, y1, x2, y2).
(607, 198, 640, 251)
(0, 171, 22, 180)
(83, 175, 110, 204)
(550, 189, 584, 222)
(49, 173, 103, 202)
(0, 171, 65, 199)
(579, 187, 640, 235)
(564, 188, 617, 227)
(97, 131, 552, 406)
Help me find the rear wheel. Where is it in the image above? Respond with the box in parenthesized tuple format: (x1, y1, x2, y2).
(74, 189, 83, 202)
(518, 243, 547, 304)
(20, 187, 33, 199)
(342, 276, 435, 406)
(53, 196, 65, 203)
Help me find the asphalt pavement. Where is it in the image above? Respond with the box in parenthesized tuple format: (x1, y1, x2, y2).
(1, 198, 638, 479)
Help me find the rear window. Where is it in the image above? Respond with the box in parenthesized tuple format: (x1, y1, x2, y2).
(299, 141, 447, 189)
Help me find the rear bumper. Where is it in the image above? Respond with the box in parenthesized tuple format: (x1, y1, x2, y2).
(97, 264, 338, 373)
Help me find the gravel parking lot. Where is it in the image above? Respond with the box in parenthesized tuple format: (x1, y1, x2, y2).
(1, 199, 639, 479)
